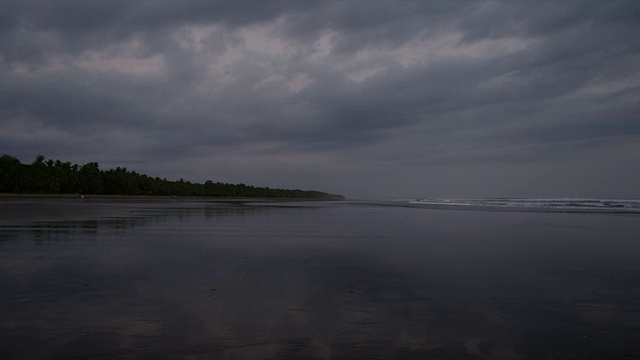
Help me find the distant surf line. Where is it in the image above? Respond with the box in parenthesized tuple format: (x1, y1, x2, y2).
(408, 198, 640, 214)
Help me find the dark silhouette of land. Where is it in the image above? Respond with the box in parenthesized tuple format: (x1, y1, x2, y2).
(0, 154, 344, 199)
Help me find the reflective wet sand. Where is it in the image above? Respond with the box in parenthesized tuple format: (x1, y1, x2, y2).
(1, 198, 639, 359)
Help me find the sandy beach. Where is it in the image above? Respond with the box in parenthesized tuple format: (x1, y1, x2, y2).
(1, 198, 639, 359)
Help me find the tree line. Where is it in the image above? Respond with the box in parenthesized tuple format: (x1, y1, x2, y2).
(0, 154, 344, 199)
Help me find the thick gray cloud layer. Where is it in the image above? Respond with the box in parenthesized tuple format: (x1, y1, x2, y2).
(1, 1, 639, 198)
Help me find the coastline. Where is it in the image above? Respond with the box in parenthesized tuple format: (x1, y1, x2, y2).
(0, 193, 346, 202)
(0, 195, 344, 225)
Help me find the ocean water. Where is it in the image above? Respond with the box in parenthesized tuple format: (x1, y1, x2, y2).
(410, 198, 640, 213)
(0, 198, 639, 359)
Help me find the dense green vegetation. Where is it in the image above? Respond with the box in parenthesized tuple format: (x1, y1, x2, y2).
(0, 154, 344, 199)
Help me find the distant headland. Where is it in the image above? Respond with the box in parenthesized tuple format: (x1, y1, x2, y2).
(0, 154, 344, 200)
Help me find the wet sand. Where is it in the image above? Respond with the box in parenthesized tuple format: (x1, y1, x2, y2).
(1, 198, 639, 359)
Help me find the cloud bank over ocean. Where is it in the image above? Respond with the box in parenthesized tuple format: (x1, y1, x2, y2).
(1, 1, 638, 198)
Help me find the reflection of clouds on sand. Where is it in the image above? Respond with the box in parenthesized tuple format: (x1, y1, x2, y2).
(109, 315, 162, 349)
(465, 339, 525, 360)
(160, 245, 502, 358)
(2, 199, 640, 359)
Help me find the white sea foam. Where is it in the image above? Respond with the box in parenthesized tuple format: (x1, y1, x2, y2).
(409, 198, 640, 213)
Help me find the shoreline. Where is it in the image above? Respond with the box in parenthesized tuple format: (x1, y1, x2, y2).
(0, 193, 346, 202)
(0, 195, 341, 225)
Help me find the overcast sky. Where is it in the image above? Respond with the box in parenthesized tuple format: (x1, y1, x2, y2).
(1, 1, 638, 198)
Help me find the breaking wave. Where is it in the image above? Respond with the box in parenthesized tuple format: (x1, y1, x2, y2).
(409, 198, 640, 213)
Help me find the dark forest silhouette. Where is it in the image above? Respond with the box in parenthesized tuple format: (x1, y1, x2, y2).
(0, 154, 343, 199)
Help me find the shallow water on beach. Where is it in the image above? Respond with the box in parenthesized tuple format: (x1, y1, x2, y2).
(1, 198, 639, 359)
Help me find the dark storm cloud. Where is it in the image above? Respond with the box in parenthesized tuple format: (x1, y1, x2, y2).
(0, 1, 316, 67)
(1, 1, 639, 197)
